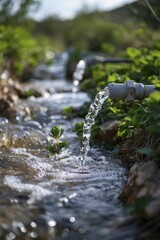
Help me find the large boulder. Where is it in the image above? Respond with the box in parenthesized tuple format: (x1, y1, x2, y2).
(120, 161, 160, 211)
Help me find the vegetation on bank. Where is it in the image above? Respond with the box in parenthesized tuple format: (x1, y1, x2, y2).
(76, 47, 160, 165)
(0, 0, 53, 82)
(0, 25, 41, 80)
(32, 0, 160, 53)
(0, 0, 160, 83)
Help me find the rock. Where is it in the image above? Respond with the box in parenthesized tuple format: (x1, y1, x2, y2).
(145, 199, 160, 218)
(0, 81, 19, 118)
(0, 117, 9, 125)
(0, 126, 48, 149)
(119, 161, 160, 203)
(100, 120, 121, 145)
(23, 121, 42, 130)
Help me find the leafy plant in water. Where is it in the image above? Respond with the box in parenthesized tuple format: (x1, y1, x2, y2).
(47, 125, 68, 154)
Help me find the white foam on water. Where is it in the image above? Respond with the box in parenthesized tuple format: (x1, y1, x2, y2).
(4, 175, 52, 204)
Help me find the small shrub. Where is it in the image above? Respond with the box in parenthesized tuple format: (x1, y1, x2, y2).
(47, 126, 68, 155)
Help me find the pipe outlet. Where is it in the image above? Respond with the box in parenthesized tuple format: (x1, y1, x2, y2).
(108, 80, 155, 101)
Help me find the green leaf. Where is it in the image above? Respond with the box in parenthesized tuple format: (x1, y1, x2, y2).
(73, 122, 84, 137)
(63, 106, 73, 114)
(118, 128, 127, 137)
(47, 141, 68, 154)
(108, 73, 120, 82)
(136, 147, 154, 156)
(109, 106, 119, 114)
(47, 145, 59, 154)
(124, 116, 132, 122)
(149, 91, 160, 103)
(50, 126, 64, 140)
(58, 141, 68, 149)
(126, 47, 141, 58)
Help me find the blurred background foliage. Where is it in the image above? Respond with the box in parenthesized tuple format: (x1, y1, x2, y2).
(0, 0, 160, 81)
(31, 0, 160, 53)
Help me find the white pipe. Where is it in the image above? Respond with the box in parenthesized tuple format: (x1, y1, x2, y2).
(108, 80, 155, 101)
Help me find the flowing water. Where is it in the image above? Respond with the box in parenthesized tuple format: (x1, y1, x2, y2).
(79, 87, 109, 166)
(0, 55, 141, 240)
(72, 60, 86, 93)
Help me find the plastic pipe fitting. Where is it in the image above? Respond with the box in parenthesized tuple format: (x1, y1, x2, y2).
(108, 80, 155, 101)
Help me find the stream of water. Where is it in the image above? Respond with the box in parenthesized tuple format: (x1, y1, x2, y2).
(79, 87, 109, 166)
(0, 55, 140, 240)
(72, 60, 86, 93)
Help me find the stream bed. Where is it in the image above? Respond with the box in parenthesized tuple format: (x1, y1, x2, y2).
(0, 63, 139, 239)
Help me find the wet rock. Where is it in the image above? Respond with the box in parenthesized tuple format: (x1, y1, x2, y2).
(18, 88, 43, 98)
(0, 204, 39, 234)
(145, 199, 160, 218)
(0, 87, 18, 107)
(0, 155, 33, 176)
(0, 81, 20, 119)
(0, 117, 9, 125)
(10, 77, 49, 99)
(0, 98, 17, 120)
(23, 121, 42, 130)
(0, 80, 49, 123)
(120, 161, 160, 203)
(100, 120, 121, 145)
(119, 160, 160, 239)
(0, 126, 48, 149)
(109, 215, 137, 228)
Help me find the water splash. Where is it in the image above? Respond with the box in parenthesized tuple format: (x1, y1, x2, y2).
(72, 60, 86, 93)
(4, 175, 52, 204)
(79, 87, 109, 166)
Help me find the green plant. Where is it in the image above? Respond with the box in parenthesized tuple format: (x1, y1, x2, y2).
(0, 25, 45, 80)
(78, 47, 160, 163)
(147, 91, 160, 135)
(118, 102, 149, 138)
(20, 89, 41, 98)
(126, 197, 151, 216)
(62, 103, 90, 119)
(73, 122, 84, 138)
(62, 106, 75, 119)
(47, 126, 68, 154)
(0, 0, 39, 25)
(117, 92, 160, 162)
(74, 121, 103, 145)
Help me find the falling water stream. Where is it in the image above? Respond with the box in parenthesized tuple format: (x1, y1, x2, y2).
(0, 53, 142, 240)
(73, 58, 110, 165)
(79, 87, 109, 166)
